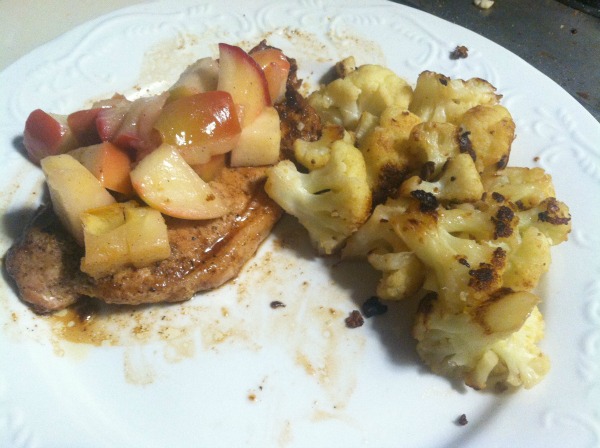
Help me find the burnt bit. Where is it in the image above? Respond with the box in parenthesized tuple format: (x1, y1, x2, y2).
(439, 77, 448, 86)
(538, 198, 571, 225)
(458, 130, 477, 162)
(491, 192, 505, 203)
(345, 310, 364, 328)
(361, 296, 388, 318)
(270, 300, 286, 309)
(450, 45, 469, 60)
(420, 161, 436, 181)
(456, 414, 469, 426)
(373, 164, 408, 205)
(468, 248, 506, 290)
(417, 292, 438, 317)
(492, 205, 515, 239)
(411, 190, 439, 213)
(457, 257, 471, 268)
(274, 56, 322, 161)
(496, 154, 509, 170)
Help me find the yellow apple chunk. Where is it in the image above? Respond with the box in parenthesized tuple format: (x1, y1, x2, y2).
(41, 154, 116, 245)
(80, 201, 171, 278)
(125, 205, 171, 268)
(154, 91, 241, 166)
(130, 144, 228, 220)
(69, 142, 133, 195)
(230, 106, 281, 167)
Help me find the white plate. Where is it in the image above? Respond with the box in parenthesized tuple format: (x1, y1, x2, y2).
(1, 1, 599, 447)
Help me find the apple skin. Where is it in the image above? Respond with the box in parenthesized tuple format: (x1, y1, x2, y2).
(23, 109, 78, 164)
(68, 142, 133, 195)
(67, 108, 103, 147)
(154, 91, 241, 165)
(112, 93, 167, 155)
(130, 144, 228, 220)
(96, 102, 130, 142)
(40, 154, 116, 245)
(250, 47, 291, 104)
(217, 43, 270, 127)
(230, 106, 281, 167)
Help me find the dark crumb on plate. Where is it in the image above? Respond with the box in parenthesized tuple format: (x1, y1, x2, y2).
(345, 310, 364, 328)
(456, 414, 469, 426)
(577, 91, 590, 100)
(361, 296, 388, 318)
(450, 45, 469, 60)
(270, 300, 286, 309)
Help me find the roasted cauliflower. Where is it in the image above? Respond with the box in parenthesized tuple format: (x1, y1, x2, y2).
(380, 172, 570, 389)
(308, 60, 413, 131)
(358, 107, 422, 204)
(342, 197, 425, 300)
(265, 132, 371, 255)
(409, 71, 500, 124)
(271, 60, 571, 391)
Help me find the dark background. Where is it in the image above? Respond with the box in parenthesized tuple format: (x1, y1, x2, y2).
(392, 0, 600, 121)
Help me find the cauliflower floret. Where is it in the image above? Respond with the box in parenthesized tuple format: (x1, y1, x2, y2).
(342, 197, 425, 300)
(342, 197, 411, 257)
(381, 189, 568, 389)
(399, 153, 485, 203)
(409, 71, 500, 124)
(406, 121, 461, 177)
(265, 138, 371, 255)
(391, 199, 508, 310)
(458, 105, 516, 174)
(308, 64, 413, 130)
(413, 291, 549, 390)
(294, 124, 352, 170)
(358, 107, 422, 204)
(483, 167, 556, 209)
(368, 251, 425, 300)
(517, 197, 571, 245)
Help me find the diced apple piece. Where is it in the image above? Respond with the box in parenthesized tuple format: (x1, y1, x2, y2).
(230, 106, 281, 167)
(40, 154, 116, 245)
(23, 109, 78, 164)
(69, 142, 133, 195)
(80, 202, 130, 278)
(154, 91, 241, 165)
(217, 43, 270, 126)
(67, 108, 102, 147)
(168, 57, 219, 101)
(130, 144, 228, 220)
(125, 205, 171, 268)
(96, 102, 131, 142)
(111, 93, 167, 154)
(80, 201, 171, 278)
(250, 47, 291, 104)
(191, 153, 226, 182)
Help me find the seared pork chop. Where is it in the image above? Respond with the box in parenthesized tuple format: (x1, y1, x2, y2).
(5, 167, 280, 311)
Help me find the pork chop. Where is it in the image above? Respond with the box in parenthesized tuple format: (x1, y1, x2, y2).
(5, 166, 280, 311)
